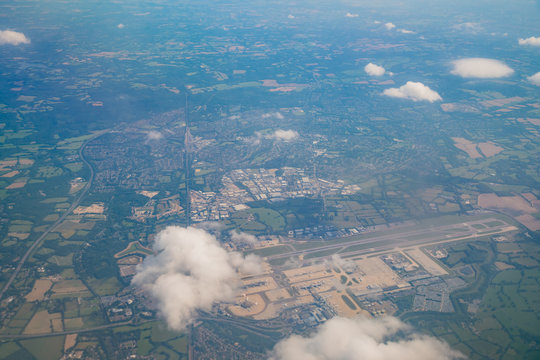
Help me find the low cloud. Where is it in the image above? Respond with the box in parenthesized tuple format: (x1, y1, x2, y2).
(528, 72, 540, 86)
(269, 316, 464, 360)
(365, 63, 386, 76)
(262, 112, 284, 120)
(146, 130, 163, 141)
(451, 58, 514, 78)
(385, 22, 396, 30)
(264, 129, 299, 142)
(132, 226, 262, 330)
(398, 29, 415, 34)
(453, 22, 483, 33)
(230, 230, 258, 246)
(518, 36, 540, 46)
(383, 81, 442, 102)
(0, 30, 30, 45)
(117, 23, 125, 29)
(345, 13, 359, 18)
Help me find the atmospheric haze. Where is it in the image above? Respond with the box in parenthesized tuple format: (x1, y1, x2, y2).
(132, 226, 262, 330)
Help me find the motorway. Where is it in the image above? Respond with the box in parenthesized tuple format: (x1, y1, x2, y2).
(0, 131, 108, 301)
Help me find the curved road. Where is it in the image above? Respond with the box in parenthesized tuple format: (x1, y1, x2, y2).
(0, 131, 107, 301)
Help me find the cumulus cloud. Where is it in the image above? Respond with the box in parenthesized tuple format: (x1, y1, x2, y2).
(132, 226, 262, 330)
(398, 29, 415, 34)
(262, 112, 284, 120)
(528, 72, 540, 86)
(117, 23, 125, 29)
(385, 22, 396, 30)
(364, 63, 386, 76)
(345, 13, 359, 18)
(269, 316, 464, 360)
(518, 36, 540, 46)
(383, 81, 442, 102)
(264, 129, 299, 142)
(0, 30, 30, 45)
(230, 230, 258, 246)
(450, 58, 514, 78)
(146, 130, 163, 141)
(453, 22, 483, 33)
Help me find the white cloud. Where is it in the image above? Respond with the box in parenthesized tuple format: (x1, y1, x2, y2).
(117, 23, 125, 29)
(398, 29, 415, 34)
(451, 58, 514, 78)
(527, 72, 540, 86)
(269, 316, 464, 360)
(374, 20, 381, 24)
(288, 14, 295, 19)
(132, 226, 262, 330)
(453, 22, 483, 33)
(345, 13, 359, 18)
(230, 230, 257, 246)
(383, 81, 442, 102)
(262, 112, 284, 120)
(146, 130, 163, 140)
(518, 36, 540, 46)
(0, 30, 30, 45)
(267, 129, 299, 142)
(385, 22, 396, 30)
(364, 63, 386, 76)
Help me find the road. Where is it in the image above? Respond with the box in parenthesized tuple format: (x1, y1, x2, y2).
(0, 320, 135, 340)
(0, 131, 107, 301)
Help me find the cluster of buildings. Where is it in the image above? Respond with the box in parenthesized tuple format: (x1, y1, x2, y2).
(190, 167, 357, 222)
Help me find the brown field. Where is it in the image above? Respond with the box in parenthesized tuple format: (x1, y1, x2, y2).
(0, 160, 18, 171)
(18, 159, 34, 165)
(479, 193, 538, 212)
(1, 170, 19, 178)
(73, 203, 104, 215)
(8, 232, 29, 240)
(6, 180, 27, 189)
(64, 334, 77, 352)
(24, 311, 62, 334)
(478, 193, 540, 231)
(25, 279, 53, 302)
(478, 142, 503, 157)
(137, 190, 159, 198)
(495, 262, 515, 271)
(451, 137, 482, 159)
(515, 214, 540, 231)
